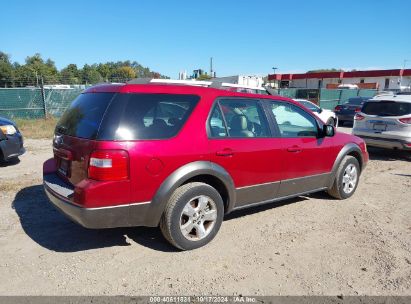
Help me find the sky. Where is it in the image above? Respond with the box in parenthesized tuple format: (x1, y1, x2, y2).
(1, 0, 410, 78)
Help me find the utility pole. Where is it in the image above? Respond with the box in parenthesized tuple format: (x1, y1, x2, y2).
(400, 59, 409, 87)
(210, 57, 214, 78)
(40, 77, 47, 119)
(272, 67, 278, 88)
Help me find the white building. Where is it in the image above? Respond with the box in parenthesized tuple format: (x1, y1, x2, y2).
(212, 75, 264, 88)
(268, 69, 411, 91)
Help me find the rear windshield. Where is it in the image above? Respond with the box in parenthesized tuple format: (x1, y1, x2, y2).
(362, 101, 411, 116)
(98, 93, 200, 140)
(347, 98, 366, 105)
(56, 93, 114, 139)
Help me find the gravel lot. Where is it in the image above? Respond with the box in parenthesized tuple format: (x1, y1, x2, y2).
(0, 128, 410, 296)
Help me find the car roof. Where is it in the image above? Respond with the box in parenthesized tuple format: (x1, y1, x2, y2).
(369, 94, 411, 103)
(83, 83, 295, 104)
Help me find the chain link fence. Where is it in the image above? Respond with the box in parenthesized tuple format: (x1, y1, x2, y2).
(0, 86, 379, 120)
(276, 88, 377, 110)
(0, 87, 83, 119)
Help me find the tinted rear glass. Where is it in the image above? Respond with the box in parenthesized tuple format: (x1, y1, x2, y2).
(98, 94, 200, 140)
(56, 93, 114, 139)
(347, 98, 366, 105)
(362, 101, 411, 116)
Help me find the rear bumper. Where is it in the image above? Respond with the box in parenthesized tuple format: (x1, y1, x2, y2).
(336, 114, 354, 122)
(355, 135, 411, 150)
(43, 172, 154, 229)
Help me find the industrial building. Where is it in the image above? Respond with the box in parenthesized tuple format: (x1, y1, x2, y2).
(268, 69, 411, 91)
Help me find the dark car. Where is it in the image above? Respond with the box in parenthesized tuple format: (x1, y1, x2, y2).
(43, 82, 368, 250)
(334, 97, 371, 125)
(0, 117, 25, 163)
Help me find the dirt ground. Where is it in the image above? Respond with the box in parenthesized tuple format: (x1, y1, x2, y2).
(0, 129, 410, 296)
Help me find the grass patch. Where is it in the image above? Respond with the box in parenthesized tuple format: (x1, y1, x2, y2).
(14, 117, 58, 139)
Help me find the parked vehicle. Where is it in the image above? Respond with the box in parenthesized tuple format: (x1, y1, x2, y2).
(43, 81, 368, 250)
(334, 97, 371, 125)
(338, 84, 359, 90)
(294, 99, 338, 126)
(353, 93, 411, 150)
(0, 117, 25, 163)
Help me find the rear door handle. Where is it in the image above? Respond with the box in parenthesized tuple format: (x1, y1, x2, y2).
(287, 145, 302, 153)
(216, 148, 234, 157)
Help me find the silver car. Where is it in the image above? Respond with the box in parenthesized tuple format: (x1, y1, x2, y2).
(352, 93, 411, 150)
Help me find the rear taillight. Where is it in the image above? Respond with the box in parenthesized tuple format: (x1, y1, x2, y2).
(399, 117, 411, 124)
(88, 150, 129, 181)
(334, 105, 342, 111)
(355, 107, 361, 112)
(354, 114, 365, 121)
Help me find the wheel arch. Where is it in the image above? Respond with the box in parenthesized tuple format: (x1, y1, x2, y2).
(145, 161, 236, 226)
(328, 143, 363, 189)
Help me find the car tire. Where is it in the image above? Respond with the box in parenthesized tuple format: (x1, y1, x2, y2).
(327, 155, 360, 200)
(160, 182, 224, 250)
(326, 117, 336, 126)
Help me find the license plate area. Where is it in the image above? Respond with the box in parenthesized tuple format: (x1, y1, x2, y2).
(373, 123, 387, 131)
(58, 158, 70, 176)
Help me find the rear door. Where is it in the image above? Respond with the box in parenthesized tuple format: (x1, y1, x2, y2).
(266, 100, 336, 197)
(208, 98, 283, 207)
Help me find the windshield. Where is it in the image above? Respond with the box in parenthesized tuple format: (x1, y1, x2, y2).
(296, 100, 319, 112)
(346, 98, 367, 105)
(362, 101, 411, 116)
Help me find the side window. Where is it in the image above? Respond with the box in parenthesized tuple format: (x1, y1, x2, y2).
(209, 105, 228, 137)
(218, 99, 269, 138)
(271, 102, 318, 137)
(98, 94, 199, 140)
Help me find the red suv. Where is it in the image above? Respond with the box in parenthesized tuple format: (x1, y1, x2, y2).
(43, 83, 368, 250)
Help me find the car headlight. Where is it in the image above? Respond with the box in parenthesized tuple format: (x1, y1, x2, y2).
(0, 125, 17, 135)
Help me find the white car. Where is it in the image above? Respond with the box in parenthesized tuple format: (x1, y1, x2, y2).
(293, 99, 338, 126)
(352, 92, 411, 150)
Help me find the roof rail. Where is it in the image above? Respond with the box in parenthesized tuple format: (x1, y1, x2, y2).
(126, 78, 269, 93)
(150, 79, 212, 86)
(126, 78, 152, 84)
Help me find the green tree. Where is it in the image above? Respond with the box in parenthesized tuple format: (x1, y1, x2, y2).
(97, 63, 111, 81)
(81, 64, 103, 84)
(111, 66, 136, 81)
(0, 52, 14, 87)
(197, 74, 212, 80)
(23, 53, 59, 85)
(60, 64, 80, 84)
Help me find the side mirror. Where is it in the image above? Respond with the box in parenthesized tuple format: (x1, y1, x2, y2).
(318, 108, 323, 114)
(323, 124, 335, 137)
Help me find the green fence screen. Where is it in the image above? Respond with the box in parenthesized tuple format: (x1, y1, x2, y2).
(0, 88, 83, 119)
(319, 89, 377, 110)
(0, 87, 379, 120)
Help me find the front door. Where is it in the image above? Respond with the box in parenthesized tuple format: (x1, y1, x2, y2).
(267, 100, 336, 197)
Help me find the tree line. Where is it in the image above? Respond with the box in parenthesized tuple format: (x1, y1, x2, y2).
(0, 51, 168, 88)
